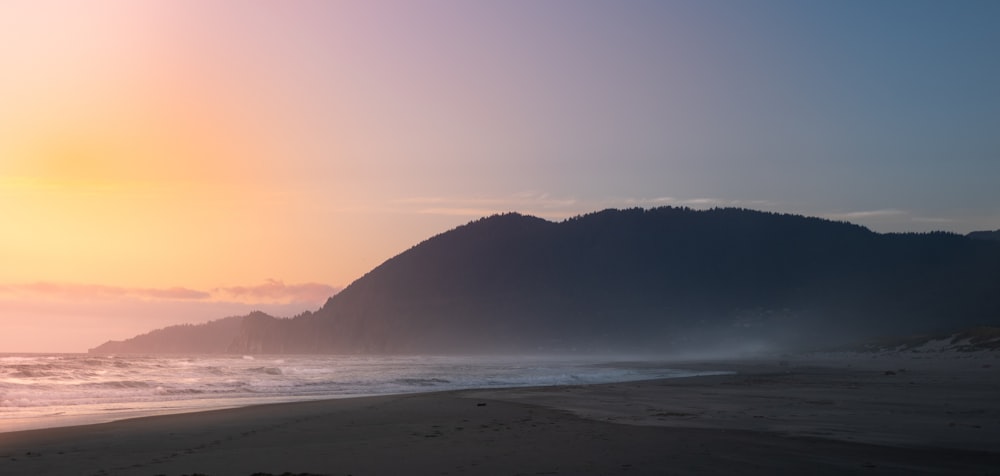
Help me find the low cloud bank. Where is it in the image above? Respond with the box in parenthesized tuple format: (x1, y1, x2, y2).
(214, 279, 339, 304)
(0, 280, 341, 305)
(0, 280, 343, 352)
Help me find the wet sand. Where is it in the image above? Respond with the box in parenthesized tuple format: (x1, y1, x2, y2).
(1, 357, 998, 475)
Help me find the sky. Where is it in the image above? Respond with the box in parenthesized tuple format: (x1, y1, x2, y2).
(2, 0, 998, 352)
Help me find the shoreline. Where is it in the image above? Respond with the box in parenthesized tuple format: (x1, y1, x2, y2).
(1, 357, 998, 475)
(0, 354, 736, 433)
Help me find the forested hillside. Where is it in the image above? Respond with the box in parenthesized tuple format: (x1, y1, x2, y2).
(91, 208, 1000, 355)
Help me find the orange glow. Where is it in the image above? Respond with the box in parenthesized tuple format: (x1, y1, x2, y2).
(1, 89, 265, 285)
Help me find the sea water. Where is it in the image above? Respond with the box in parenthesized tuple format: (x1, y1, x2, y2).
(1, 353, 724, 433)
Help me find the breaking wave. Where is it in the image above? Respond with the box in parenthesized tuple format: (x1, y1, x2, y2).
(1, 354, 728, 432)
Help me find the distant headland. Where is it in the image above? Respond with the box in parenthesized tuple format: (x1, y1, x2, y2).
(90, 207, 1000, 355)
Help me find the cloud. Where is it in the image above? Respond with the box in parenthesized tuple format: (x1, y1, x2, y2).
(0, 293, 332, 353)
(825, 209, 908, 221)
(0, 280, 341, 352)
(819, 209, 960, 233)
(0, 282, 211, 301)
(402, 192, 576, 207)
(398, 192, 581, 219)
(0, 280, 340, 305)
(214, 279, 340, 304)
(416, 207, 515, 217)
(397, 192, 777, 221)
(621, 196, 777, 209)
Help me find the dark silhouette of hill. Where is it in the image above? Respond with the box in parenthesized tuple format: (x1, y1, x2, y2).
(90, 207, 1000, 355)
(968, 229, 1000, 242)
(91, 315, 247, 354)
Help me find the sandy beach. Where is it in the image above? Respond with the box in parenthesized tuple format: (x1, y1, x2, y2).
(1, 356, 998, 476)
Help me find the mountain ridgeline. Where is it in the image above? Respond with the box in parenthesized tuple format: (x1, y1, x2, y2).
(90, 208, 1000, 355)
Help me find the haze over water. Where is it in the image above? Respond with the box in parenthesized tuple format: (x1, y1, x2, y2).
(0, 353, 728, 433)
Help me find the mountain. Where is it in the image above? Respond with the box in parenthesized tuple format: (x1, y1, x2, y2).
(91, 315, 247, 354)
(968, 229, 1000, 242)
(90, 207, 1000, 355)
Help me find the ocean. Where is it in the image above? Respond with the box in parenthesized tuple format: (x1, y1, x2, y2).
(1, 353, 726, 433)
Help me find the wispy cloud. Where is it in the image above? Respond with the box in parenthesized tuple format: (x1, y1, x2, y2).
(214, 279, 341, 304)
(0, 280, 340, 305)
(818, 209, 967, 233)
(416, 207, 517, 217)
(824, 209, 908, 221)
(399, 192, 577, 208)
(398, 192, 581, 219)
(621, 196, 776, 209)
(0, 282, 211, 301)
(396, 193, 775, 220)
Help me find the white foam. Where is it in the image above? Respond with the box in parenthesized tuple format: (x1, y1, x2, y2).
(1, 354, 728, 432)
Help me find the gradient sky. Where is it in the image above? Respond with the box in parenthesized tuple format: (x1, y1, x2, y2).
(2, 0, 999, 352)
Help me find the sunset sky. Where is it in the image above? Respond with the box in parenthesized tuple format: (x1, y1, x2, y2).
(2, 0, 999, 352)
